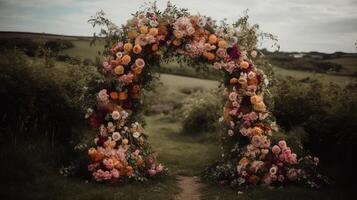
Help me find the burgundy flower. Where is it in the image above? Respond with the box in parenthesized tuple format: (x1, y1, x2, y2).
(122, 100, 133, 109)
(89, 113, 104, 128)
(164, 25, 174, 43)
(256, 74, 262, 84)
(227, 44, 241, 59)
(96, 136, 108, 146)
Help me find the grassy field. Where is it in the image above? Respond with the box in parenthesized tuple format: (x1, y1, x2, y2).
(273, 66, 354, 85)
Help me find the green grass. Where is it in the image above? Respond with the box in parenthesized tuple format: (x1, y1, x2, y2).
(61, 39, 105, 60)
(325, 57, 357, 75)
(145, 115, 221, 176)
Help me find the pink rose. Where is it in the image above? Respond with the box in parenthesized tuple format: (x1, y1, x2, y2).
(229, 92, 238, 102)
(98, 89, 109, 103)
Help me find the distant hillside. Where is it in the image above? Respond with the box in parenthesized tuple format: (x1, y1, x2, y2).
(1, 31, 356, 77)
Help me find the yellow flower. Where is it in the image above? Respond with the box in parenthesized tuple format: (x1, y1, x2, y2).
(254, 102, 266, 112)
(239, 157, 250, 166)
(149, 28, 159, 36)
(122, 138, 129, 145)
(88, 147, 97, 156)
(250, 95, 263, 105)
(208, 34, 217, 44)
(121, 55, 131, 65)
(123, 43, 133, 52)
(173, 30, 183, 39)
(172, 39, 182, 46)
(240, 61, 250, 69)
(261, 149, 269, 155)
(128, 30, 138, 39)
(203, 51, 215, 61)
(140, 25, 148, 34)
(133, 44, 142, 54)
(218, 40, 227, 49)
(114, 65, 124, 75)
(252, 126, 263, 136)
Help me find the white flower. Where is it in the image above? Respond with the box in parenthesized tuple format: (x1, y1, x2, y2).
(107, 122, 115, 132)
(85, 108, 93, 119)
(228, 129, 234, 136)
(269, 166, 278, 175)
(111, 111, 121, 120)
(133, 131, 141, 138)
(149, 20, 159, 27)
(251, 50, 258, 58)
(112, 132, 121, 141)
(263, 75, 269, 86)
(248, 71, 256, 79)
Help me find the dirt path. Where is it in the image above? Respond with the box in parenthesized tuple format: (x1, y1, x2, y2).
(174, 176, 202, 200)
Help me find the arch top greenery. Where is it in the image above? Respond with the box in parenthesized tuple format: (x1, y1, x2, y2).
(85, 2, 322, 187)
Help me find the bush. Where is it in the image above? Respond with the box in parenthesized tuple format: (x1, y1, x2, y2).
(272, 76, 357, 163)
(44, 39, 74, 53)
(180, 89, 223, 134)
(0, 38, 40, 56)
(0, 50, 101, 149)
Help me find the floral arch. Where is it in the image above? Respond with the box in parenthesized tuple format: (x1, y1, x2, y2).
(85, 3, 321, 187)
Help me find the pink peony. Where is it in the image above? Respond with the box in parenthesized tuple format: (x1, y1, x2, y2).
(103, 158, 115, 169)
(278, 140, 287, 149)
(251, 135, 262, 148)
(272, 145, 281, 154)
(111, 168, 120, 178)
(148, 169, 157, 176)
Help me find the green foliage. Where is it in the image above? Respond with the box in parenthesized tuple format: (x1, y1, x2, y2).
(0, 50, 101, 148)
(180, 89, 223, 134)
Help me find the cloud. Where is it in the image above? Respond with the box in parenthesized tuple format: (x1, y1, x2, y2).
(0, 0, 356, 52)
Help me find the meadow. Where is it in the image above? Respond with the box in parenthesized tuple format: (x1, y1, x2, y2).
(0, 32, 356, 200)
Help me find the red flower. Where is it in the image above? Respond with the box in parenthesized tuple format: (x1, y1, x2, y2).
(122, 100, 133, 109)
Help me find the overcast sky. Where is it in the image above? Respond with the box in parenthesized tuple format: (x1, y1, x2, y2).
(0, 0, 356, 53)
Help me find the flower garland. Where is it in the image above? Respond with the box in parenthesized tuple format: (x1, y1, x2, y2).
(85, 2, 321, 187)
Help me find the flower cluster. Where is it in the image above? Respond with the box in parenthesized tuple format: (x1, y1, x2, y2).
(86, 88, 165, 182)
(86, 2, 321, 186)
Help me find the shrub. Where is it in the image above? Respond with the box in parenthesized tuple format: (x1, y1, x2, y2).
(44, 39, 74, 53)
(272, 76, 357, 163)
(180, 89, 223, 134)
